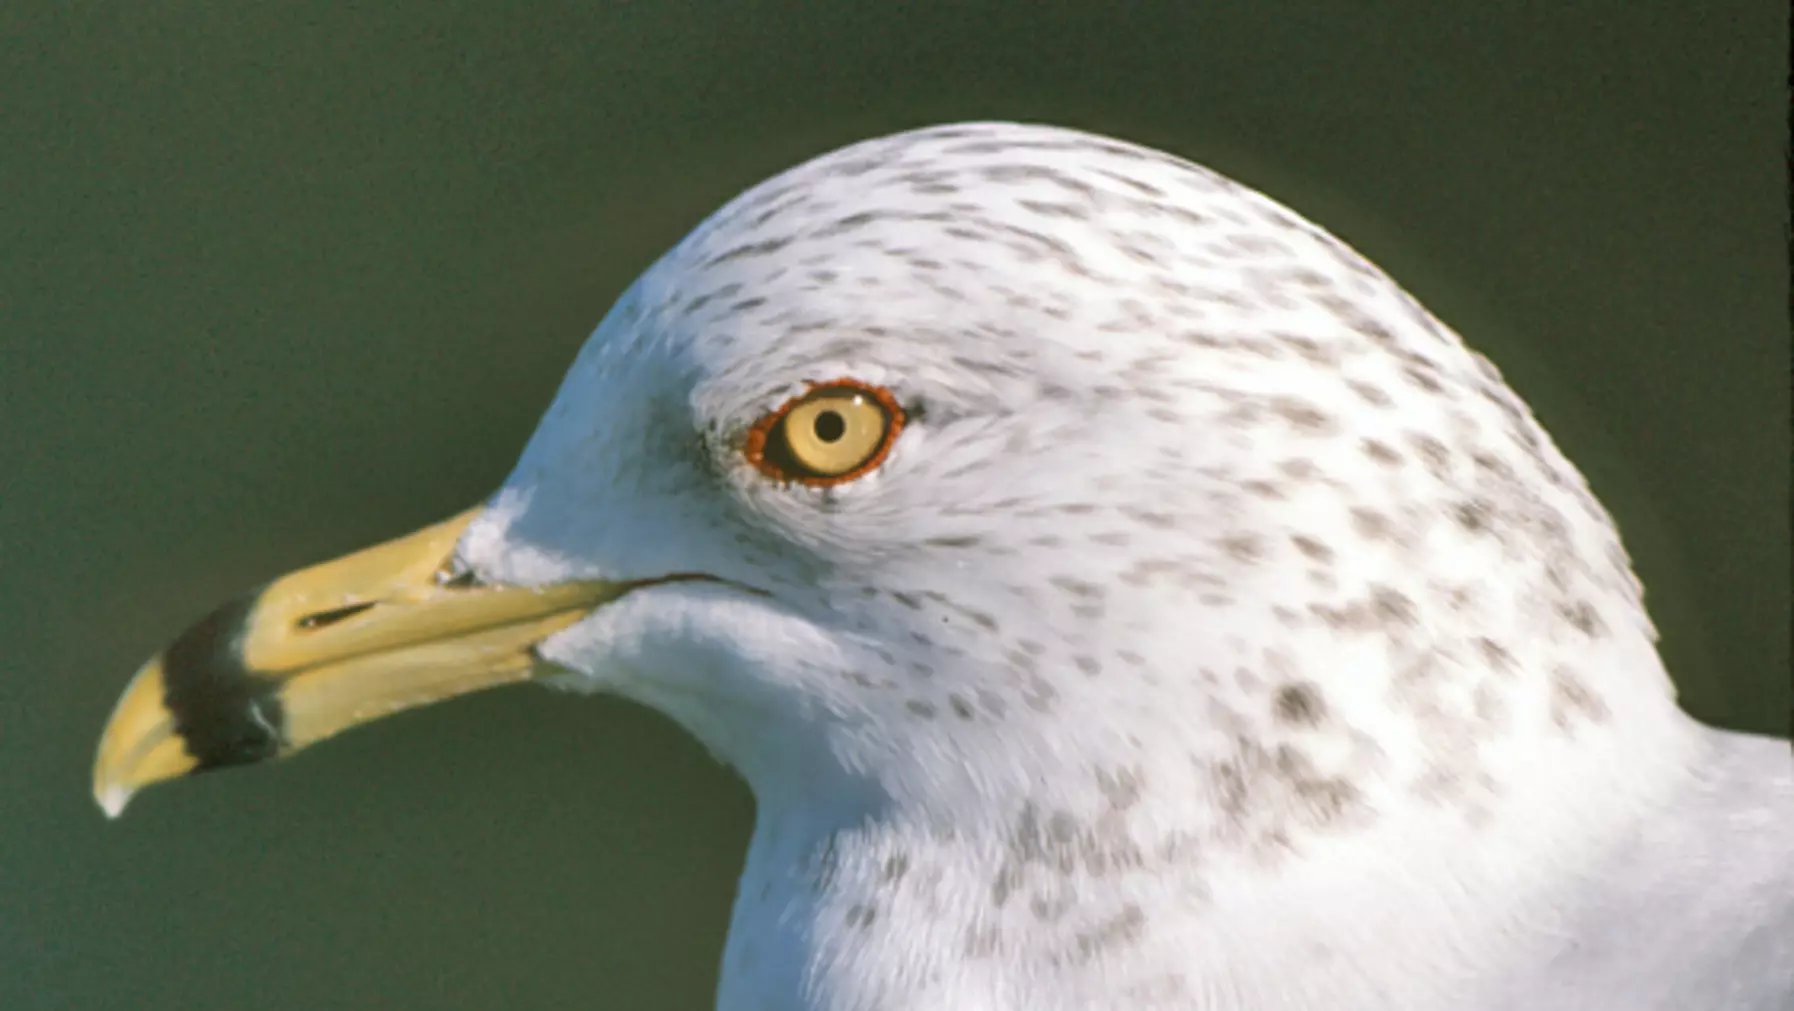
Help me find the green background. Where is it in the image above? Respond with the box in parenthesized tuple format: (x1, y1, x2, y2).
(2, 3, 1786, 1008)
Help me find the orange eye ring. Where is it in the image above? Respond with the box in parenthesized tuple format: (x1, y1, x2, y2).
(744, 379, 906, 486)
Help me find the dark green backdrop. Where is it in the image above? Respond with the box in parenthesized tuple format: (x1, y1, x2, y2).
(2, 3, 1786, 1008)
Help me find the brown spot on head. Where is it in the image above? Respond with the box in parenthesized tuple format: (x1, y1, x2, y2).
(1029, 892, 1073, 923)
(1236, 336, 1282, 359)
(1452, 500, 1493, 533)
(1050, 575, 1104, 600)
(1290, 534, 1333, 563)
(1273, 683, 1328, 726)
(1402, 364, 1444, 393)
(1278, 333, 1339, 365)
(1407, 433, 1452, 475)
(1309, 600, 1376, 632)
(1023, 674, 1059, 712)
(1559, 599, 1608, 638)
(1350, 507, 1394, 541)
(1345, 378, 1394, 407)
(989, 866, 1022, 909)
(1361, 438, 1402, 466)
(1278, 458, 1320, 481)
(1073, 904, 1146, 963)
(1369, 585, 1417, 627)
(1475, 636, 1515, 673)
(1550, 666, 1611, 732)
(1269, 397, 1335, 433)
(1220, 533, 1264, 562)
(1097, 767, 1145, 809)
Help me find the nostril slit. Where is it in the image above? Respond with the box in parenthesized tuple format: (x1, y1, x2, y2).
(296, 601, 376, 630)
(437, 569, 478, 589)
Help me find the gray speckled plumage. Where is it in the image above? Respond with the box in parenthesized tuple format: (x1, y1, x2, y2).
(451, 123, 1793, 1010)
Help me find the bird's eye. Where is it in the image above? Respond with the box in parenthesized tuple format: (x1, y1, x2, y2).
(745, 380, 904, 485)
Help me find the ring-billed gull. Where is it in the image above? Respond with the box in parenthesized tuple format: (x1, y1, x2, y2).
(94, 122, 1792, 1010)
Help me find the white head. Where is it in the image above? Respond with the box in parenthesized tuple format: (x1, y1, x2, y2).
(453, 122, 1679, 848)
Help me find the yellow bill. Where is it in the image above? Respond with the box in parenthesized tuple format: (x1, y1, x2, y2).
(92, 508, 627, 818)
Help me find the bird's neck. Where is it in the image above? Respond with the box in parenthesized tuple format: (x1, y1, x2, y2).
(715, 698, 1703, 1011)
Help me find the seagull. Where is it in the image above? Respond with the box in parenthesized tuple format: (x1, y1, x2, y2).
(93, 122, 1791, 1010)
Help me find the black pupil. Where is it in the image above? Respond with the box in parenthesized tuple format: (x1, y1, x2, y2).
(813, 410, 847, 443)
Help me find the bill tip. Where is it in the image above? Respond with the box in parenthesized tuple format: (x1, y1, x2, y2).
(96, 785, 134, 820)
